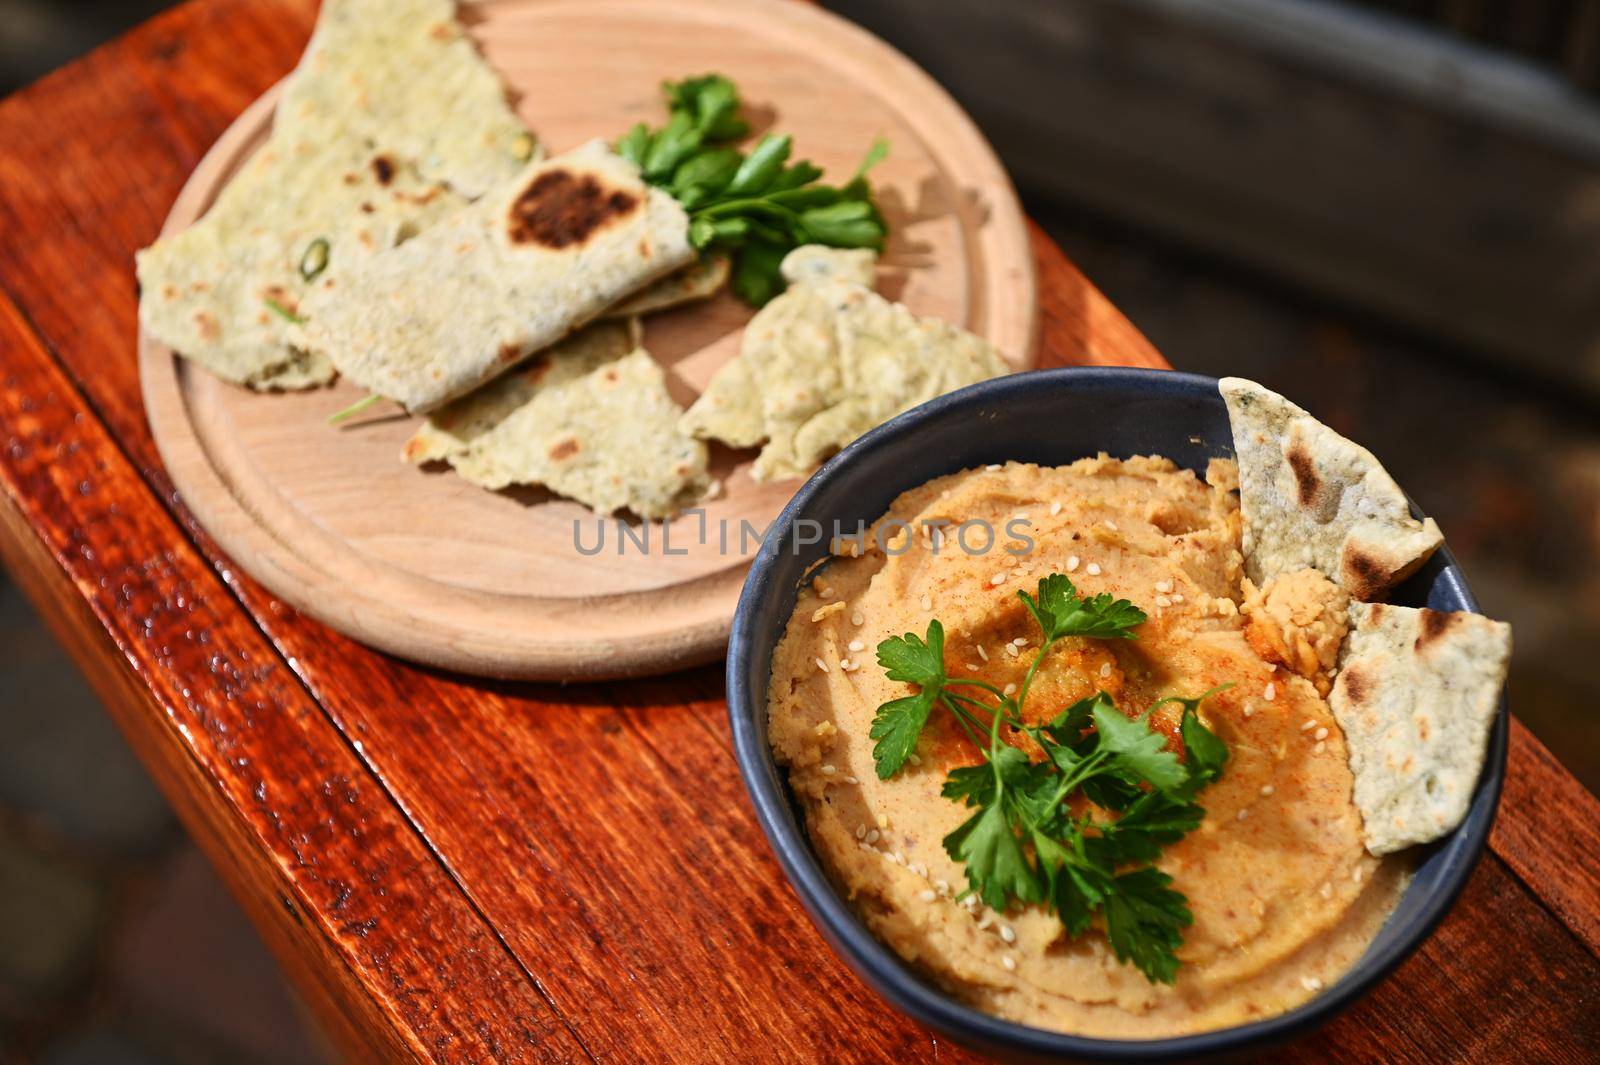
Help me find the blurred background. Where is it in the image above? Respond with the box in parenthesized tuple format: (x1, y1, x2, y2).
(1, 0, 1597, 1061)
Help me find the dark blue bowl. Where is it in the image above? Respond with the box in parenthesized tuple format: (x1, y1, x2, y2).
(727, 367, 1506, 1063)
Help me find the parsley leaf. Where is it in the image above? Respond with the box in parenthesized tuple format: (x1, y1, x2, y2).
(1090, 701, 1187, 794)
(1018, 574, 1146, 642)
(869, 692, 936, 781)
(618, 74, 889, 306)
(1103, 869, 1192, 985)
(867, 622, 946, 778)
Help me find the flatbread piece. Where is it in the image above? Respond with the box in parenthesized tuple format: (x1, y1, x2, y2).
(295, 140, 694, 413)
(681, 246, 1009, 481)
(1220, 377, 1443, 600)
(405, 322, 710, 519)
(1330, 602, 1511, 855)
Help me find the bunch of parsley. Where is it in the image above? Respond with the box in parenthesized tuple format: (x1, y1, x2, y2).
(871, 573, 1230, 984)
(617, 74, 889, 306)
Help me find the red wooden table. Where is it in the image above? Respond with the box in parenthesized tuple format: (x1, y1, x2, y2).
(0, 1, 1596, 1060)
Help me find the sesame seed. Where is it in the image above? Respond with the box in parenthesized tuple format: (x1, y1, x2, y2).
(920, 594, 933, 611)
(1002, 956, 1017, 972)
(936, 880, 951, 895)
(919, 889, 937, 902)
(818, 585, 834, 599)
(1243, 705, 1254, 718)
(1351, 867, 1363, 883)
(1099, 662, 1112, 678)
(989, 572, 1007, 586)
(977, 912, 994, 929)
(877, 814, 889, 828)
(1050, 501, 1063, 516)
(858, 841, 874, 853)
(908, 753, 922, 766)
(866, 829, 880, 844)
(1315, 741, 1326, 754)
(848, 639, 864, 653)
(1155, 595, 1172, 608)
(1003, 643, 1019, 657)
(1260, 784, 1275, 796)
(1266, 663, 1277, 673)
(1105, 520, 1119, 531)
(910, 863, 927, 878)
(1172, 593, 1185, 603)
(986, 464, 1002, 472)
(838, 658, 852, 670)
(999, 924, 1016, 944)
(851, 611, 864, 626)
(890, 851, 905, 865)
(962, 895, 978, 909)
(821, 764, 837, 776)
(856, 825, 867, 839)
(1314, 727, 1329, 741)
(1263, 683, 1277, 701)
(843, 775, 859, 784)
(1319, 882, 1333, 899)
(966, 663, 980, 671)
(1086, 562, 1102, 576)
(815, 658, 828, 673)
(1301, 719, 1317, 731)
(1236, 808, 1250, 821)
(1003, 683, 1017, 696)
(1301, 976, 1324, 992)
(1155, 580, 1172, 594)
(976, 644, 989, 661)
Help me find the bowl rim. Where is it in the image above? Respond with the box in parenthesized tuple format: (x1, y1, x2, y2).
(727, 365, 1506, 1061)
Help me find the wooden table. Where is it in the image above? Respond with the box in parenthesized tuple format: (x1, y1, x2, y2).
(0, 1, 1595, 1060)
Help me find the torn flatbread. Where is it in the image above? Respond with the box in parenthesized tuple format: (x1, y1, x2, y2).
(294, 140, 694, 413)
(1220, 378, 1443, 600)
(605, 253, 730, 318)
(276, 0, 535, 198)
(136, 139, 464, 388)
(405, 324, 709, 519)
(1330, 602, 1511, 855)
(136, 0, 529, 389)
(681, 246, 1009, 482)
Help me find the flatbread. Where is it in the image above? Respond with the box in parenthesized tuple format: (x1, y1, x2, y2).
(406, 328, 710, 519)
(294, 140, 694, 413)
(1330, 602, 1511, 855)
(605, 253, 730, 318)
(681, 247, 1009, 481)
(136, 139, 464, 388)
(136, 0, 528, 389)
(276, 0, 535, 198)
(1220, 378, 1443, 600)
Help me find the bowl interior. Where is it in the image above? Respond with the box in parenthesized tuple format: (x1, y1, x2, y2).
(728, 367, 1507, 1062)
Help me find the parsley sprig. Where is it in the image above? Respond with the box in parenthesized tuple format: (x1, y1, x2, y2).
(870, 573, 1231, 984)
(617, 74, 889, 306)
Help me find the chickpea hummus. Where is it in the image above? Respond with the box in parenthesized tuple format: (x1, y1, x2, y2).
(766, 456, 1409, 1038)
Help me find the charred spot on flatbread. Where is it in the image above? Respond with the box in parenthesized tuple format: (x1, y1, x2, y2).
(371, 154, 397, 186)
(497, 342, 521, 364)
(506, 169, 640, 249)
(1286, 437, 1320, 508)
(1415, 608, 1461, 650)
(548, 437, 580, 461)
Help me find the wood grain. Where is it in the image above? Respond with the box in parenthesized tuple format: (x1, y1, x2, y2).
(0, 0, 1591, 1062)
(138, 0, 1039, 682)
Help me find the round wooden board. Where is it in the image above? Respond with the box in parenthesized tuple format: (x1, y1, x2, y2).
(140, 0, 1037, 680)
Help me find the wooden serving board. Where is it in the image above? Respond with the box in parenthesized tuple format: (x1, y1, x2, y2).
(139, 0, 1037, 681)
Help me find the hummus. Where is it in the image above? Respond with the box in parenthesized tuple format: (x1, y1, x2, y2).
(767, 456, 1408, 1038)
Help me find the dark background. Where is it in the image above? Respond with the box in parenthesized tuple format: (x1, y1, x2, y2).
(1, 0, 1597, 1061)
